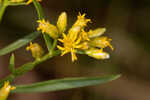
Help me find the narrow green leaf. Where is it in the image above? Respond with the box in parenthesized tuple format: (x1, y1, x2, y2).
(0, 31, 40, 56)
(9, 53, 15, 73)
(43, 34, 52, 51)
(13, 75, 120, 93)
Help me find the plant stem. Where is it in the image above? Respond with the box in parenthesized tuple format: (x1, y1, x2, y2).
(32, 0, 53, 52)
(0, 0, 60, 86)
(32, 0, 44, 19)
(50, 39, 57, 53)
(0, 50, 61, 87)
(0, 0, 8, 23)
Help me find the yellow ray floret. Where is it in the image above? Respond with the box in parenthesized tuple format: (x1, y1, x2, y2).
(26, 0, 42, 5)
(37, 19, 51, 33)
(57, 31, 88, 62)
(0, 81, 16, 100)
(73, 12, 91, 28)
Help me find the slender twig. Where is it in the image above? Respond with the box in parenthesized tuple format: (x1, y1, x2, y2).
(0, 0, 8, 23)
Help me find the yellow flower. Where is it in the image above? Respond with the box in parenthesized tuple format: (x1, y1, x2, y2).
(0, 81, 16, 100)
(57, 12, 113, 61)
(73, 12, 91, 28)
(57, 13, 91, 62)
(57, 27, 88, 62)
(26, 0, 42, 5)
(85, 48, 110, 59)
(89, 36, 114, 50)
(26, 42, 44, 59)
(37, 19, 59, 39)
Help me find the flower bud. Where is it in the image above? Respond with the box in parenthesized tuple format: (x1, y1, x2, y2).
(88, 28, 106, 38)
(0, 81, 16, 100)
(89, 36, 114, 50)
(37, 19, 59, 39)
(26, 42, 44, 59)
(47, 24, 59, 39)
(85, 48, 110, 59)
(57, 12, 67, 33)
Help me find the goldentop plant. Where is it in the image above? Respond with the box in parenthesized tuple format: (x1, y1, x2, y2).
(0, 0, 120, 100)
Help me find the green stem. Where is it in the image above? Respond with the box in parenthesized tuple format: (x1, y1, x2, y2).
(50, 39, 57, 53)
(32, 0, 53, 52)
(0, 0, 8, 23)
(8, 2, 26, 6)
(0, 0, 60, 86)
(0, 50, 61, 87)
(32, 0, 44, 19)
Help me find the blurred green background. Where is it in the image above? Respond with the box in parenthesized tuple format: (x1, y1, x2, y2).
(1, 0, 150, 100)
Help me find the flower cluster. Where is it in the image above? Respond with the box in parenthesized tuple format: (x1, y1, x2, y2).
(37, 12, 67, 39)
(57, 13, 113, 62)
(0, 81, 16, 100)
(37, 12, 113, 62)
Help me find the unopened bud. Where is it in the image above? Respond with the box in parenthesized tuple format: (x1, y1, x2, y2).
(47, 24, 59, 39)
(85, 48, 110, 59)
(37, 19, 59, 39)
(88, 28, 106, 38)
(57, 12, 67, 33)
(26, 42, 44, 59)
(89, 36, 114, 50)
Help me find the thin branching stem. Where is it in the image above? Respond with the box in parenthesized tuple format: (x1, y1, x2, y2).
(0, 0, 8, 23)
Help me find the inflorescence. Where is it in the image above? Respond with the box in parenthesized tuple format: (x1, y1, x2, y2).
(35, 12, 114, 62)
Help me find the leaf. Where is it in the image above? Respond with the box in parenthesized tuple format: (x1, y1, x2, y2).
(13, 75, 120, 93)
(9, 53, 15, 73)
(0, 31, 40, 56)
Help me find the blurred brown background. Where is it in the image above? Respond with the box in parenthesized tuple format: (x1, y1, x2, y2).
(0, 0, 150, 100)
